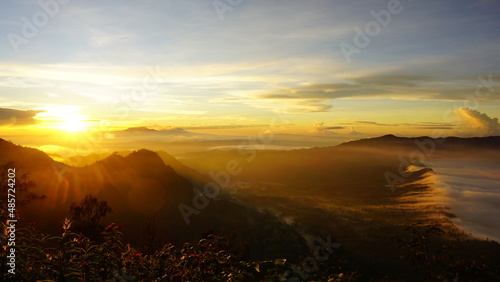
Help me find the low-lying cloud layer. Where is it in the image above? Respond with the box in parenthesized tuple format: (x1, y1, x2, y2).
(429, 158, 500, 242)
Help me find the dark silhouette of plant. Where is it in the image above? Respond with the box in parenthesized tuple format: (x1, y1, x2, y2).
(69, 194, 112, 239)
(54, 218, 82, 281)
(11, 221, 315, 281)
(396, 222, 448, 282)
(7, 217, 498, 281)
(15, 223, 54, 280)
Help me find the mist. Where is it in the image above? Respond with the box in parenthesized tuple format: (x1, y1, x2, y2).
(428, 157, 500, 242)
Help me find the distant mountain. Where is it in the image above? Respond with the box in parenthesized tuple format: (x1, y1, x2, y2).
(120, 126, 158, 132)
(118, 126, 191, 135)
(339, 134, 500, 151)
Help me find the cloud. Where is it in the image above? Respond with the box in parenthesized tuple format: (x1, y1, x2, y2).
(354, 121, 398, 127)
(403, 122, 456, 130)
(454, 107, 500, 136)
(0, 108, 43, 126)
(337, 120, 455, 130)
(254, 75, 500, 113)
(411, 126, 456, 130)
(311, 122, 344, 134)
(289, 101, 332, 113)
(257, 82, 365, 100)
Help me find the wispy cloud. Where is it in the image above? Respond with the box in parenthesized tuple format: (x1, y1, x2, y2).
(255, 75, 500, 110)
(311, 122, 344, 134)
(336, 120, 456, 131)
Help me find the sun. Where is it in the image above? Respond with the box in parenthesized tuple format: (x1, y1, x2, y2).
(59, 116, 88, 132)
(36, 105, 90, 133)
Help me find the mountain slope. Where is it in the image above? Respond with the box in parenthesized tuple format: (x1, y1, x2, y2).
(181, 135, 500, 200)
(0, 139, 308, 260)
(338, 134, 500, 153)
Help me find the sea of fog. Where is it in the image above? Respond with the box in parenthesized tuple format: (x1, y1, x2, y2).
(428, 159, 500, 242)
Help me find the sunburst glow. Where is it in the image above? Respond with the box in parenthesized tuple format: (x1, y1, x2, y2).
(36, 105, 90, 133)
(58, 116, 88, 132)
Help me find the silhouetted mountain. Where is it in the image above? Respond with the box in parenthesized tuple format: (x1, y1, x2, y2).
(0, 139, 308, 260)
(118, 126, 191, 135)
(0, 139, 55, 169)
(57, 150, 212, 187)
(121, 126, 158, 132)
(339, 134, 500, 152)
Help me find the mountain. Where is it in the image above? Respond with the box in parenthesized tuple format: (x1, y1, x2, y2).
(55, 150, 213, 188)
(156, 151, 212, 187)
(120, 126, 158, 133)
(339, 134, 500, 153)
(0, 139, 55, 169)
(0, 139, 307, 260)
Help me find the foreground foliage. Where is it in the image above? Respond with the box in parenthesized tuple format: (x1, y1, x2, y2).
(1, 219, 353, 282)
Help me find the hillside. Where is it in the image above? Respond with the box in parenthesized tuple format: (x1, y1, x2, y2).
(0, 139, 308, 260)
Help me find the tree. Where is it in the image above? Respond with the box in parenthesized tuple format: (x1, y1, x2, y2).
(70, 194, 112, 239)
(396, 222, 447, 282)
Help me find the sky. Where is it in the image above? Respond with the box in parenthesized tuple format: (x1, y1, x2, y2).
(0, 0, 499, 150)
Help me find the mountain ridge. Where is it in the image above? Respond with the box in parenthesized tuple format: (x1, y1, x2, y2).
(118, 126, 191, 135)
(338, 134, 500, 149)
(0, 138, 310, 260)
